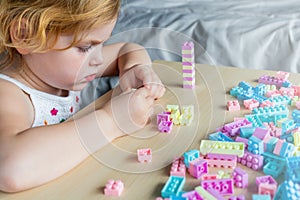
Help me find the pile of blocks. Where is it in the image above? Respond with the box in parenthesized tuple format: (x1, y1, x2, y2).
(156, 70, 300, 199)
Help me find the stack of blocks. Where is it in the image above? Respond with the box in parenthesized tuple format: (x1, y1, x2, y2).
(182, 41, 195, 89)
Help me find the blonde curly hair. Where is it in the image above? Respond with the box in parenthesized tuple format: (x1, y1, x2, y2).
(0, 0, 120, 71)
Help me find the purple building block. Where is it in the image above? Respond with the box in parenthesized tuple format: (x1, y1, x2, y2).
(232, 167, 248, 188)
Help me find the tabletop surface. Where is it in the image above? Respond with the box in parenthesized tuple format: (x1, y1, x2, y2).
(1, 60, 299, 200)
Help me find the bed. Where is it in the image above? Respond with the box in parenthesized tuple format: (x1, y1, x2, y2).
(110, 0, 300, 73)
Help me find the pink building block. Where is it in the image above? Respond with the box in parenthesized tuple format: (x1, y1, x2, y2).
(104, 179, 124, 196)
(263, 122, 282, 137)
(273, 139, 284, 156)
(188, 158, 208, 179)
(204, 153, 237, 168)
(157, 112, 171, 124)
(201, 178, 234, 195)
(228, 195, 245, 200)
(137, 148, 152, 162)
(256, 175, 278, 200)
(243, 99, 260, 110)
(252, 127, 270, 140)
(258, 183, 277, 199)
(227, 100, 240, 111)
(232, 167, 248, 188)
(260, 100, 275, 108)
(170, 157, 186, 177)
(255, 175, 277, 185)
(279, 87, 294, 97)
(292, 85, 300, 96)
(296, 101, 300, 110)
(276, 71, 289, 81)
(158, 120, 173, 133)
(237, 150, 263, 170)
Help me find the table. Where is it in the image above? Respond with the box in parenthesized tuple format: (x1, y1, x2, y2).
(1, 60, 299, 200)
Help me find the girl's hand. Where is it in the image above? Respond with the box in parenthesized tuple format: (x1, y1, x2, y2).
(103, 87, 156, 135)
(119, 65, 165, 99)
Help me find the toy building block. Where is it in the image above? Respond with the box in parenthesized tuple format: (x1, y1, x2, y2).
(227, 100, 240, 111)
(252, 194, 271, 200)
(292, 109, 300, 125)
(204, 153, 237, 168)
(244, 99, 260, 110)
(256, 175, 277, 186)
(188, 158, 208, 179)
(240, 127, 256, 138)
(157, 112, 171, 124)
(223, 118, 252, 137)
(137, 148, 152, 163)
(293, 131, 300, 146)
(268, 95, 291, 106)
(274, 180, 300, 200)
(201, 178, 234, 195)
(254, 84, 267, 96)
(170, 157, 186, 177)
(180, 105, 194, 126)
(286, 157, 300, 182)
(183, 149, 199, 168)
(209, 131, 234, 142)
(263, 122, 282, 138)
(260, 100, 275, 108)
(248, 136, 264, 155)
(256, 175, 277, 199)
(181, 190, 202, 200)
(263, 161, 285, 179)
(182, 41, 195, 89)
(232, 167, 248, 188)
(228, 195, 245, 200)
(199, 140, 245, 157)
(166, 105, 181, 125)
(161, 176, 185, 198)
(276, 71, 289, 80)
(252, 127, 270, 140)
(245, 114, 264, 128)
(235, 136, 249, 149)
(279, 87, 294, 97)
(238, 81, 253, 93)
(263, 136, 278, 153)
(104, 179, 124, 196)
(237, 150, 263, 170)
(258, 183, 277, 199)
(292, 85, 300, 96)
(158, 120, 173, 133)
(194, 186, 218, 200)
(258, 75, 287, 88)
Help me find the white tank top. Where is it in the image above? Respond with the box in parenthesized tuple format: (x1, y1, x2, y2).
(0, 74, 81, 127)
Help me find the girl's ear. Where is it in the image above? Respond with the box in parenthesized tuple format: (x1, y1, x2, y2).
(10, 19, 31, 55)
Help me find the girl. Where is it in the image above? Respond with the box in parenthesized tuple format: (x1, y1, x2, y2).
(0, 0, 165, 192)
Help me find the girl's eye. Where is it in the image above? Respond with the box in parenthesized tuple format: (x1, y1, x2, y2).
(78, 45, 92, 53)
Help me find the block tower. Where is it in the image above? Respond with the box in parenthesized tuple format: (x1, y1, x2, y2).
(182, 41, 195, 89)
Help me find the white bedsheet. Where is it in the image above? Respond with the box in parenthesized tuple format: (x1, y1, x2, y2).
(110, 0, 300, 73)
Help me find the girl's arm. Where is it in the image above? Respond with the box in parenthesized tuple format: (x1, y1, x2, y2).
(0, 81, 152, 193)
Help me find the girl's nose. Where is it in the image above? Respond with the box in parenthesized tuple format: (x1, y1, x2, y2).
(89, 45, 103, 67)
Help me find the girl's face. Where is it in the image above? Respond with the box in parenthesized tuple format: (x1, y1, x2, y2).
(22, 21, 116, 92)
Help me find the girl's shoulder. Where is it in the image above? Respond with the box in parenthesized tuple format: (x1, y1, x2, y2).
(0, 77, 35, 134)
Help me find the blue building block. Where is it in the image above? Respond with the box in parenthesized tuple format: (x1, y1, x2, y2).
(183, 149, 199, 168)
(245, 114, 263, 128)
(279, 141, 295, 157)
(238, 81, 253, 93)
(265, 137, 278, 153)
(252, 194, 271, 200)
(286, 157, 300, 182)
(292, 109, 300, 124)
(170, 195, 188, 200)
(248, 136, 264, 155)
(263, 161, 285, 179)
(274, 180, 300, 200)
(240, 127, 256, 138)
(161, 176, 185, 198)
(209, 131, 234, 142)
(254, 84, 267, 96)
